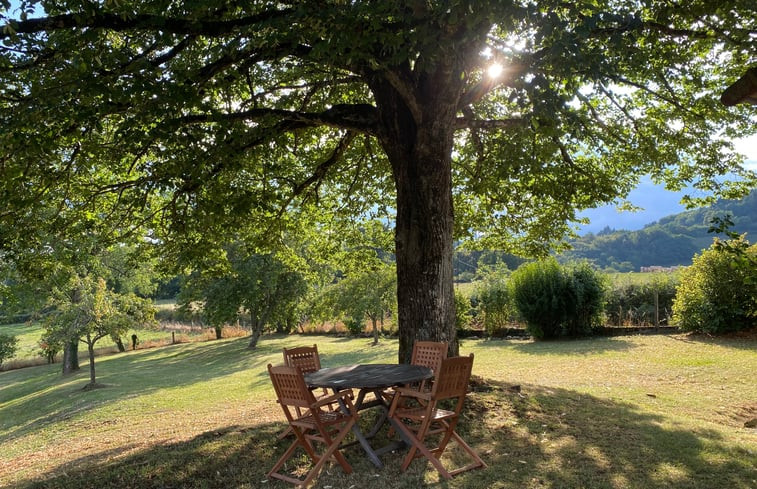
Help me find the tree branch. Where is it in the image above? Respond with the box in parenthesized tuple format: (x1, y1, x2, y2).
(2, 9, 295, 38)
(455, 117, 525, 130)
(178, 104, 379, 135)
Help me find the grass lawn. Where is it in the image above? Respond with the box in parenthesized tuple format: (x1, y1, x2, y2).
(0, 333, 755, 488)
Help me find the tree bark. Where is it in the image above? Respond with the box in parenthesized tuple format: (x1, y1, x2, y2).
(370, 315, 379, 345)
(371, 70, 463, 364)
(62, 339, 79, 374)
(87, 336, 96, 386)
(248, 311, 262, 348)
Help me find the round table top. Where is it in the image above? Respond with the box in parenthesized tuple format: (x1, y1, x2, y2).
(304, 364, 432, 390)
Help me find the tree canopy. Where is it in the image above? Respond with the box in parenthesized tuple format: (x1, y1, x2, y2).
(1, 1, 755, 361)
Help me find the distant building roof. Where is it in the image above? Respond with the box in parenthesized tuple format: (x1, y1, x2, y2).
(721, 67, 757, 106)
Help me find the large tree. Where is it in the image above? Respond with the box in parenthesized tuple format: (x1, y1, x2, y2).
(1, 1, 755, 362)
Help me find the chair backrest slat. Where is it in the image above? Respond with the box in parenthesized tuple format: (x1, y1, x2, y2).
(268, 364, 315, 409)
(432, 354, 474, 401)
(283, 344, 321, 374)
(411, 341, 448, 373)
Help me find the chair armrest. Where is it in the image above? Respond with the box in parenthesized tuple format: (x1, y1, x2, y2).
(393, 386, 432, 401)
(312, 389, 353, 409)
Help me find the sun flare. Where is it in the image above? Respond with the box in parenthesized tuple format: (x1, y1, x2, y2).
(487, 63, 504, 79)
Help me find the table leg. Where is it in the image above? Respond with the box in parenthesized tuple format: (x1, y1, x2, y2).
(335, 389, 384, 468)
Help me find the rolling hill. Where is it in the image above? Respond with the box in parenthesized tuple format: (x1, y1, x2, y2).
(559, 190, 757, 271)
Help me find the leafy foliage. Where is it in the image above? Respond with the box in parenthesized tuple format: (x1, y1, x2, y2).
(672, 239, 757, 334)
(454, 288, 472, 333)
(178, 246, 307, 348)
(475, 262, 518, 335)
(510, 259, 605, 338)
(43, 276, 155, 385)
(563, 262, 606, 336)
(510, 259, 569, 339)
(604, 274, 679, 326)
(0, 332, 18, 367)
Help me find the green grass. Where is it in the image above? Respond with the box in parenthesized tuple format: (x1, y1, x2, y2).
(0, 321, 211, 368)
(1, 334, 755, 489)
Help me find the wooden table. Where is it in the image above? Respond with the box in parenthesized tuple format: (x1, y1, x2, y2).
(305, 364, 432, 468)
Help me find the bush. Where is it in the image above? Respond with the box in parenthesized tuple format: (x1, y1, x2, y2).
(510, 259, 568, 339)
(0, 333, 19, 367)
(454, 289, 472, 332)
(672, 240, 757, 334)
(563, 262, 606, 336)
(511, 259, 605, 339)
(605, 275, 678, 326)
(475, 265, 518, 335)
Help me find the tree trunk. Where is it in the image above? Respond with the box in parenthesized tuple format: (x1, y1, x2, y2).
(87, 335, 96, 385)
(248, 311, 262, 349)
(114, 336, 126, 352)
(214, 325, 223, 339)
(371, 71, 463, 364)
(371, 316, 379, 345)
(62, 339, 79, 374)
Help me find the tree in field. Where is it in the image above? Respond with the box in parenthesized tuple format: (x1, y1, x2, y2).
(0, 333, 18, 368)
(179, 245, 307, 348)
(325, 262, 397, 345)
(1, 2, 755, 362)
(44, 276, 155, 388)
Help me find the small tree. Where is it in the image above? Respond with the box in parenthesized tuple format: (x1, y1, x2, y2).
(45, 276, 155, 389)
(0, 333, 18, 368)
(326, 264, 397, 345)
(180, 248, 307, 348)
(672, 239, 757, 334)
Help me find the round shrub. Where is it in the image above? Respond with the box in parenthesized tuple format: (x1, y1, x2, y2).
(510, 259, 568, 339)
(672, 242, 757, 334)
(563, 262, 606, 336)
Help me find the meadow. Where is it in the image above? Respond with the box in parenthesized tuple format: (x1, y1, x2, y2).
(1, 332, 755, 488)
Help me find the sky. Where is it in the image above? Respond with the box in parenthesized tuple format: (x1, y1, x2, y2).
(577, 134, 757, 235)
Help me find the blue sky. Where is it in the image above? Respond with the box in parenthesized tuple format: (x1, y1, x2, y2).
(577, 134, 757, 234)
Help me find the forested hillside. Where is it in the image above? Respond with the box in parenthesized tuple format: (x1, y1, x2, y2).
(559, 190, 757, 271)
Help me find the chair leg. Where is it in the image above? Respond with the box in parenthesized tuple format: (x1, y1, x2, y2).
(394, 419, 453, 479)
(301, 418, 356, 487)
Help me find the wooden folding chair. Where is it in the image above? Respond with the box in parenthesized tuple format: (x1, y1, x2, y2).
(279, 345, 333, 439)
(267, 364, 358, 487)
(388, 354, 487, 479)
(410, 340, 448, 392)
(384, 341, 448, 405)
(283, 344, 322, 374)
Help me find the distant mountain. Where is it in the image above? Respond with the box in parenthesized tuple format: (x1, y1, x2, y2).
(559, 190, 757, 271)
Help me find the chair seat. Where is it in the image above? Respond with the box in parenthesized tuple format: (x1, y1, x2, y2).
(292, 409, 352, 428)
(394, 406, 455, 421)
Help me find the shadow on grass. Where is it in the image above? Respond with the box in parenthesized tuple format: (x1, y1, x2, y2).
(8, 378, 756, 489)
(668, 330, 757, 352)
(470, 336, 637, 356)
(0, 335, 394, 447)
